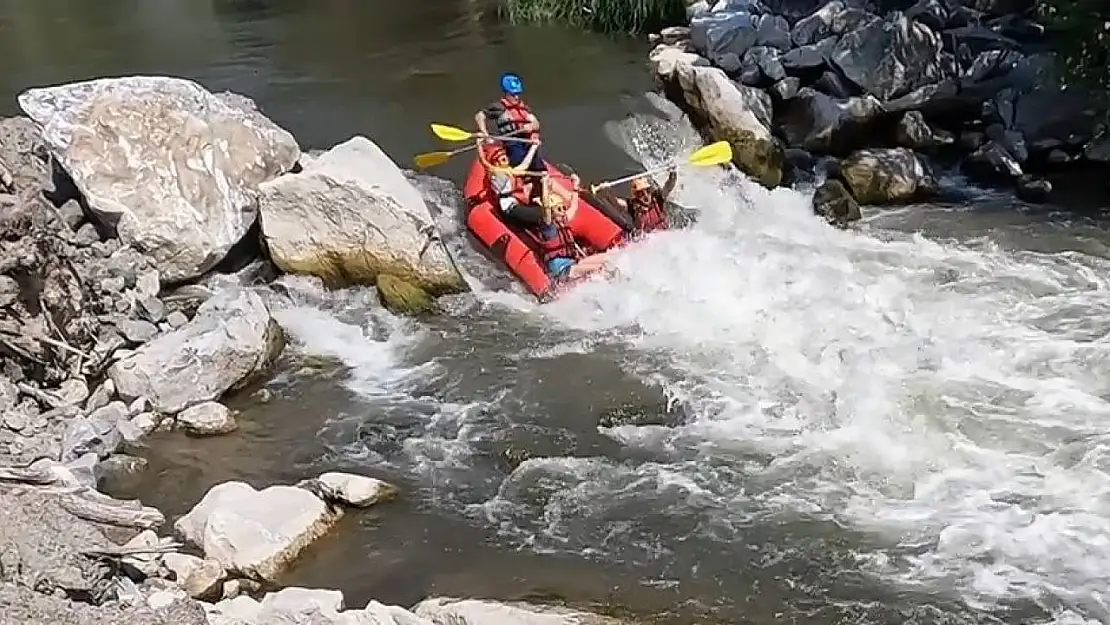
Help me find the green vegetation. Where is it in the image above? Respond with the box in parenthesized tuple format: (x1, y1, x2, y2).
(1037, 1, 1110, 88)
(502, 0, 686, 35)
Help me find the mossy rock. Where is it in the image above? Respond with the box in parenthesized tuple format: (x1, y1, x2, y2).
(811, 179, 861, 226)
(268, 245, 467, 297)
(723, 128, 784, 189)
(376, 273, 437, 316)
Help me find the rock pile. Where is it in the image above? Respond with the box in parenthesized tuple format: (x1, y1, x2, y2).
(0, 74, 535, 625)
(647, 0, 1110, 221)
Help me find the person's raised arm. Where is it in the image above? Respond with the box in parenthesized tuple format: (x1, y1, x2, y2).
(475, 110, 490, 138)
(661, 168, 678, 197)
(525, 111, 540, 134)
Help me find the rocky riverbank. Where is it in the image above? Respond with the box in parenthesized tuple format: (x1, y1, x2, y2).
(645, 0, 1110, 223)
(0, 75, 627, 625)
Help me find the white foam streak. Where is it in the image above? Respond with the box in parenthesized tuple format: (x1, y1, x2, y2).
(532, 99, 1110, 622)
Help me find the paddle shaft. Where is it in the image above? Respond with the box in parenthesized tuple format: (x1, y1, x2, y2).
(595, 163, 676, 191)
(444, 129, 535, 159)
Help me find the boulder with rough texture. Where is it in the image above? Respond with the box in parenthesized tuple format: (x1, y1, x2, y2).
(777, 88, 886, 154)
(811, 178, 861, 225)
(108, 287, 284, 414)
(177, 401, 237, 436)
(840, 147, 938, 204)
(316, 472, 398, 508)
(17, 76, 301, 282)
(174, 481, 341, 582)
(670, 63, 783, 187)
(376, 273, 437, 315)
(258, 136, 467, 295)
(791, 1, 877, 47)
(829, 12, 949, 101)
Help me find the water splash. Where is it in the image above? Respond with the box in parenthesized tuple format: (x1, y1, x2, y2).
(511, 97, 1110, 623)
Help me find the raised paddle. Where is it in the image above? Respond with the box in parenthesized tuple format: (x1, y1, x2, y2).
(413, 136, 537, 169)
(590, 141, 733, 192)
(431, 123, 537, 143)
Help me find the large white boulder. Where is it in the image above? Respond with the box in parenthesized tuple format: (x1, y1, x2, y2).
(174, 481, 341, 582)
(17, 76, 301, 282)
(257, 135, 467, 295)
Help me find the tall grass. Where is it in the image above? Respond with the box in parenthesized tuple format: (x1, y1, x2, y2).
(502, 0, 687, 35)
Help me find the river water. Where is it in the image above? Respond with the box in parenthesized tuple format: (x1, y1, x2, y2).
(5, 1, 1110, 624)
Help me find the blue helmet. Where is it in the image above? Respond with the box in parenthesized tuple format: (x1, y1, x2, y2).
(500, 72, 524, 95)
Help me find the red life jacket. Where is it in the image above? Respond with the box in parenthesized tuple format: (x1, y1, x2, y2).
(628, 190, 667, 232)
(499, 96, 539, 141)
(538, 224, 583, 263)
(484, 146, 532, 205)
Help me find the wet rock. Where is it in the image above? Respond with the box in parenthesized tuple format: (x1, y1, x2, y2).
(130, 412, 163, 436)
(178, 401, 237, 436)
(1085, 129, 1110, 163)
(376, 273, 437, 315)
(17, 76, 301, 282)
(108, 287, 284, 414)
(959, 130, 985, 151)
(896, 111, 954, 150)
(174, 481, 342, 582)
(257, 136, 467, 295)
(778, 87, 885, 154)
(1016, 174, 1051, 203)
(840, 147, 938, 204)
(962, 140, 1023, 183)
(812, 178, 861, 225)
(830, 12, 948, 101)
(314, 472, 398, 508)
(671, 64, 783, 187)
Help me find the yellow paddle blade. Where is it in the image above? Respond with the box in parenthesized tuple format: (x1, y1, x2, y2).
(431, 123, 474, 142)
(413, 151, 453, 169)
(687, 141, 733, 167)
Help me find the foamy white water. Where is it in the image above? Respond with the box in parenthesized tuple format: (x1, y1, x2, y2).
(510, 98, 1110, 623)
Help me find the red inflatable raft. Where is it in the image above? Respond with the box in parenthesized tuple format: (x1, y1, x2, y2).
(462, 146, 633, 300)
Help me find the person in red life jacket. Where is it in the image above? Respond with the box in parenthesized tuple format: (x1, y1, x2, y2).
(537, 177, 612, 281)
(474, 73, 546, 201)
(597, 167, 678, 234)
(476, 140, 546, 229)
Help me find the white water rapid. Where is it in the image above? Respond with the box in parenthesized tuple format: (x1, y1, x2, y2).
(532, 97, 1110, 624)
(269, 96, 1110, 624)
